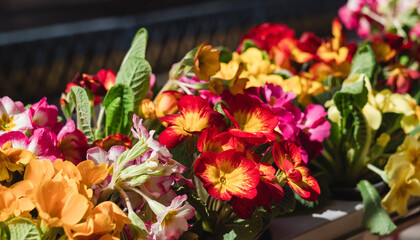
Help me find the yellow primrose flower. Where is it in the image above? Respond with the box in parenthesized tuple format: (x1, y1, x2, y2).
(382, 136, 420, 215)
(281, 76, 327, 106)
(374, 89, 420, 134)
(193, 43, 220, 81)
(0, 142, 37, 182)
(240, 48, 276, 77)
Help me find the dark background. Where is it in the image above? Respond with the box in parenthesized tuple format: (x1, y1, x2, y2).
(0, 0, 346, 105)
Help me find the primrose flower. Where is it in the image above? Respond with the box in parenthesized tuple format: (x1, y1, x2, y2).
(0, 186, 19, 221)
(223, 94, 278, 145)
(159, 95, 225, 148)
(155, 91, 185, 118)
(382, 136, 420, 215)
(298, 104, 331, 143)
(194, 149, 260, 200)
(28, 97, 63, 134)
(281, 76, 328, 106)
(273, 141, 320, 201)
(193, 43, 221, 81)
(316, 18, 351, 65)
(0, 96, 32, 135)
(0, 141, 37, 182)
(92, 133, 131, 151)
(231, 162, 284, 219)
(197, 126, 245, 153)
(150, 195, 194, 240)
(57, 120, 89, 164)
(386, 67, 420, 94)
(96, 69, 116, 91)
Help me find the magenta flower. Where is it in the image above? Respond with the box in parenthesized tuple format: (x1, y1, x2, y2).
(57, 120, 89, 164)
(298, 104, 331, 143)
(28, 97, 63, 134)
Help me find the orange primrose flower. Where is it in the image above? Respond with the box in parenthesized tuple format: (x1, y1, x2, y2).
(272, 141, 320, 201)
(154, 91, 185, 118)
(159, 95, 225, 148)
(194, 150, 260, 200)
(70, 201, 130, 239)
(316, 18, 349, 65)
(0, 141, 37, 182)
(0, 185, 19, 221)
(193, 43, 221, 81)
(223, 94, 278, 145)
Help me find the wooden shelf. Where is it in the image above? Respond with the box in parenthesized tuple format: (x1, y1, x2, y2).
(269, 198, 420, 239)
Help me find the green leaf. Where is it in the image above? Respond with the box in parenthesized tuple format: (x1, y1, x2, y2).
(0, 221, 9, 240)
(7, 217, 41, 240)
(271, 186, 296, 217)
(103, 84, 135, 136)
(222, 211, 264, 240)
(350, 43, 376, 79)
(215, 46, 233, 63)
(357, 180, 396, 235)
(115, 57, 151, 110)
(333, 76, 368, 112)
(241, 40, 258, 53)
(128, 210, 148, 239)
(70, 86, 94, 144)
(122, 28, 148, 64)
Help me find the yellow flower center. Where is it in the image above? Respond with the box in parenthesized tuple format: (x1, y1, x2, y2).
(0, 114, 16, 132)
(161, 210, 178, 227)
(219, 176, 227, 185)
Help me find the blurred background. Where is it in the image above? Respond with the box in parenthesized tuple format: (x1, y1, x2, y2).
(0, 0, 346, 105)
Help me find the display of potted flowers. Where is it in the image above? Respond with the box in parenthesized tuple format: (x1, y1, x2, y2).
(1, 0, 420, 239)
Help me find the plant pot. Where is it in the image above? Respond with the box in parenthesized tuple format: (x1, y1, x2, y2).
(330, 181, 389, 201)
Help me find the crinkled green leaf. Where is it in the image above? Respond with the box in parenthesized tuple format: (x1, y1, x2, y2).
(115, 57, 151, 110)
(70, 86, 94, 144)
(7, 217, 41, 240)
(357, 180, 396, 235)
(122, 28, 148, 65)
(350, 43, 376, 79)
(333, 77, 368, 112)
(103, 83, 135, 136)
(240, 40, 258, 53)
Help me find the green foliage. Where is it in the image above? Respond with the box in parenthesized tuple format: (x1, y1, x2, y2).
(103, 84, 135, 136)
(222, 211, 265, 240)
(215, 46, 233, 63)
(240, 40, 258, 53)
(357, 180, 396, 235)
(116, 28, 151, 111)
(350, 43, 377, 79)
(115, 57, 151, 111)
(70, 86, 95, 144)
(128, 210, 148, 239)
(7, 218, 41, 240)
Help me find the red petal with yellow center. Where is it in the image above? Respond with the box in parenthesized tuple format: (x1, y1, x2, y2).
(194, 150, 259, 200)
(223, 94, 278, 145)
(287, 166, 320, 201)
(197, 126, 245, 153)
(159, 95, 225, 148)
(273, 141, 320, 201)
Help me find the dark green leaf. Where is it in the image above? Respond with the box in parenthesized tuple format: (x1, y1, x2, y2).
(0, 221, 9, 240)
(103, 84, 134, 136)
(357, 180, 396, 235)
(215, 46, 233, 63)
(115, 57, 151, 110)
(271, 186, 296, 217)
(70, 86, 94, 144)
(223, 211, 265, 240)
(7, 217, 41, 240)
(350, 43, 376, 79)
(312, 86, 340, 106)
